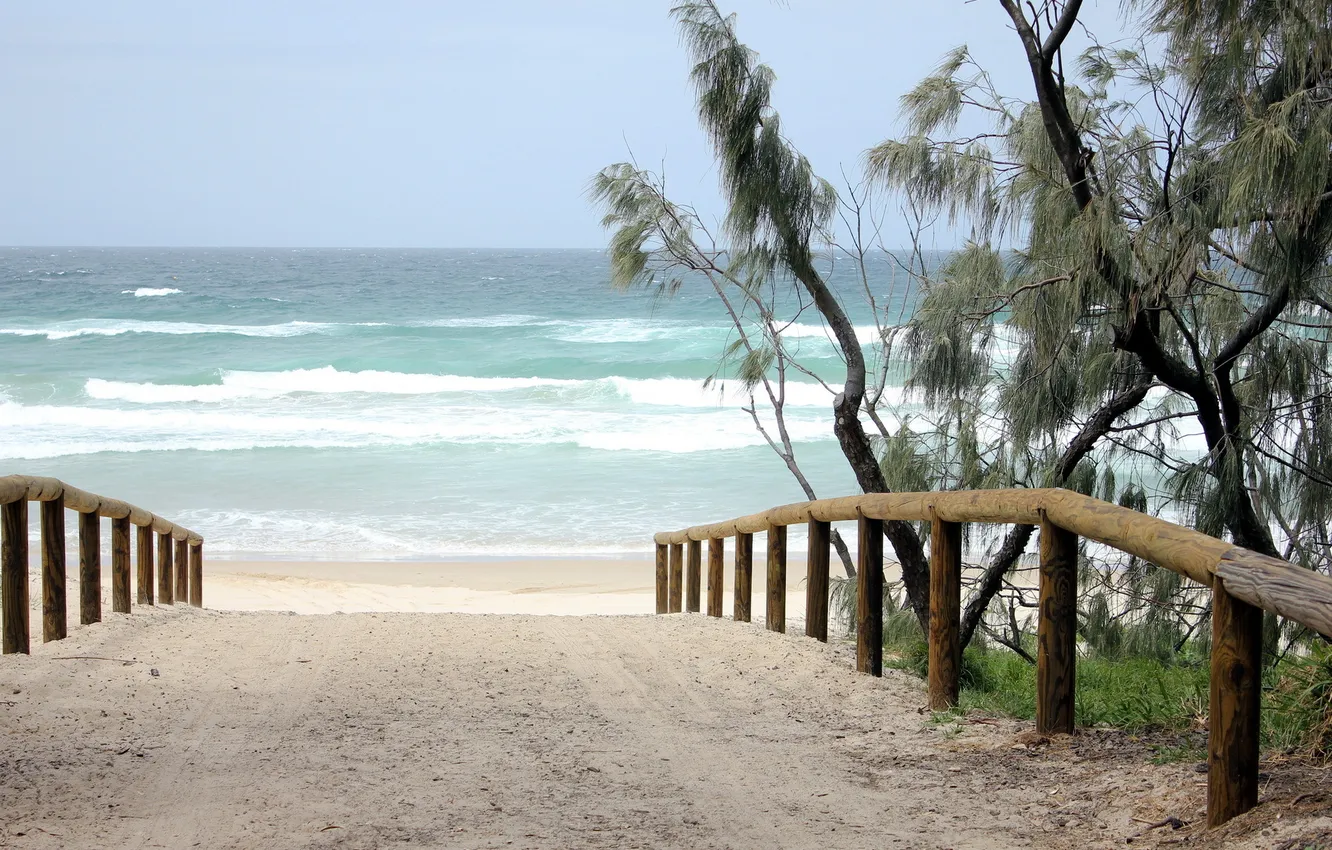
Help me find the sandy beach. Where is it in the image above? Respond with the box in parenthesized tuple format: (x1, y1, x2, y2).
(200, 557, 822, 619)
(1, 559, 1329, 849)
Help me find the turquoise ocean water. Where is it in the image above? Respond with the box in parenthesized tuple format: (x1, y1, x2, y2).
(0, 248, 920, 560)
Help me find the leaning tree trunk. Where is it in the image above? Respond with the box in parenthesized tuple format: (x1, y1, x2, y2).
(791, 258, 932, 631)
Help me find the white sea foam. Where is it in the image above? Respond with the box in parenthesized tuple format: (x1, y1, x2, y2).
(1, 320, 354, 340)
(122, 287, 183, 297)
(84, 369, 844, 408)
(417, 315, 553, 328)
(549, 319, 699, 344)
(608, 376, 837, 408)
(780, 322, 884, 345)
(189, 509, 652, 558)
(0, 398, 838, 459)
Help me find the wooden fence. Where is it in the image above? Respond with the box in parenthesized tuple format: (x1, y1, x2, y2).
(0, 475, 204, 654)
(653, 487, 1332, 828)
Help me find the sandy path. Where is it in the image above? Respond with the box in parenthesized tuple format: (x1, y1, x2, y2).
(0, 607, 1050, 850)
(2, 607, 1329, 849)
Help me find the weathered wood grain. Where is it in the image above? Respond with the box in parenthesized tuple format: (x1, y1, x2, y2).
(42, 498, 67, 642)
(668, 542, 683, 614)
(805, 519, 830, 643)
(1215, 548, 1332, 638)
(1037, 517, 1077, 735)
(112, 517, 131, 614)
(706, 538, 724, 618)
(1208, 576, 1262, 826)
(2, 500, 28, 654)
(766, 524, 786, 633)
(928, 515, 961, 710)
(137, 524, 155, 606)
(79, 511, 101, 625)
(654, 543, 668, 615)
(734, 532, 753, 623)
(175, 538, 189, 604)
(158, 531, 174, 605)
(653, 487, 1227, 588)
(189, 542, 203, 608)
(685, 539, 701, 614)
(857, 516, 883, 677)
(0, 475, 202, 544)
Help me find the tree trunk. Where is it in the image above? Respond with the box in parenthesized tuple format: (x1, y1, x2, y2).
(791, 259, 931, 631)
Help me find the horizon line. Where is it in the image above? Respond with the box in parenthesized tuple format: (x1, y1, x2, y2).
(3, 244, 948, 253)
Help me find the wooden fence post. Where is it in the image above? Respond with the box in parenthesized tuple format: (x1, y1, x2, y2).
(734, 532, 753, 623)
(189, 542, 203, 608)
(1037, 516, 1077, 734)
(2, 500, 29, 654)
(668, 542, 683, 614)
(685, 539, 701, 614)
(42, 497, 67, 642)
(655, 543, 668, 614)
(79, 511, 101, 625)
(112, 517, 131, 614)
(137, 525, 154, 606)
(706, 538, 724, 617)
(175, 538, 189, 604)
(766, 524, 787, 633)
(857, 515, 883, 676)
(806, 518, 830, 642)
(157, 531, 174, 605)
(929, 514, 962, 709)
(1208, 575, 1262, 826)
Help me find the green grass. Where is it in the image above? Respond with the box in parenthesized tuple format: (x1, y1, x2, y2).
(955, 648, 1210, 732)
(884, 637, 1332, 759)
(831, 577, 1332, 758)
(883, 637, 1210, 732)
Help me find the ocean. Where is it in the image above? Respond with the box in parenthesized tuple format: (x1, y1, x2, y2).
(0, 247, 920, 560)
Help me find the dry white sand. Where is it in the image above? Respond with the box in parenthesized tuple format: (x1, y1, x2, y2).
(1, 560, 1328, 849)
(201, 557, 815, 619)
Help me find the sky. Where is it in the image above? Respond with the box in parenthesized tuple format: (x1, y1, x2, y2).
(0, 1, 1126, 249)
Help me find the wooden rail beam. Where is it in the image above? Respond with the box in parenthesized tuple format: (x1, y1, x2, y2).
(189, 542, 203, 608)
(112, 517, 131, 614)
(0, 475, 202, 545)
(1208, 575, 1262, 826)
(929, 515, 961, 709)
(653, 485, 1332, 827)
(654, 543, 668, 614)
(857, 515, 883, 677)
(175, 538, 189, 605)
(668, 542, 683, 614)
(137, 524, 155, 606)
(158, 531, 174, 605)
(42, 497, 67, 643)
(79, 511, 101, 625)
(2, 500, 28, 654)
(734, 532, 753, 623)
(766, 524, 786, 633)
(1037, 517, 1077, 735)
(706, 538, 724, 618)
(685, 539, 701, 614)
(806, 518, 830, 642)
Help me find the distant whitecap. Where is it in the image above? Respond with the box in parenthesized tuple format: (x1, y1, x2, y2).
(122, 287, 183, 297)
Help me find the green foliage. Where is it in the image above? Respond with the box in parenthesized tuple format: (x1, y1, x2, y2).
(957, 649, 1210, 732)
(865, 0, 1332, 577)
(1265, 642, 1332, 759)
(673, 0, 836, 274)
(829, 575, 918, 646)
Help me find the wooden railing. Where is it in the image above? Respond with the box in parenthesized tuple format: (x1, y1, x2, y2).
(653, 487, 1332, 828)
(0, 475, 204, 654)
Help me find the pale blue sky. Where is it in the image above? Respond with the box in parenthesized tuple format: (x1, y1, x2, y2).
(0, 1, 1124, 248)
